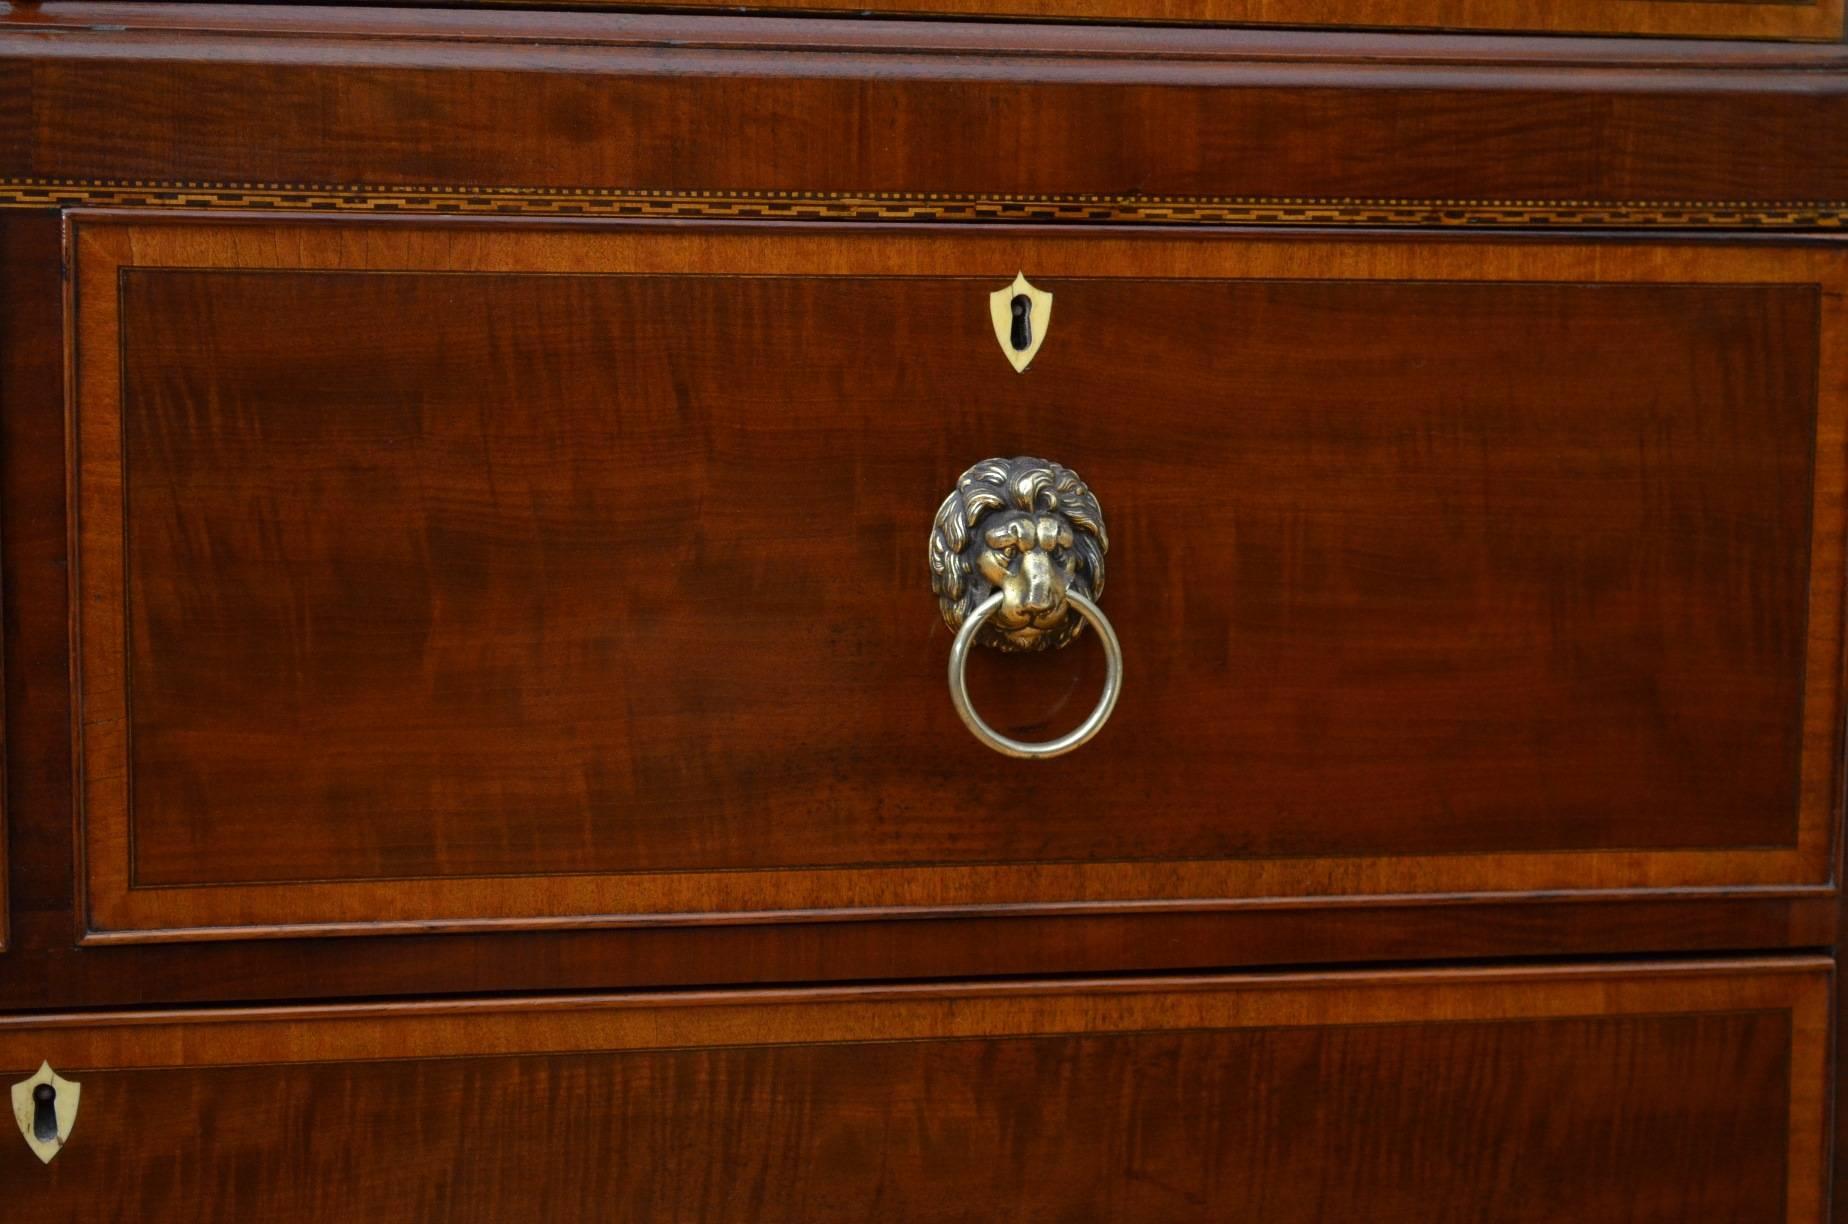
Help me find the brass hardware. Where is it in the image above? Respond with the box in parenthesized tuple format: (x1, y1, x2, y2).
(11, 1062, 80, 1164)
(989, 273, 1053, 372)
(930, 457, 1107, 652)
(930, 456, 1121, 757)
(949, 589, 1123, 759)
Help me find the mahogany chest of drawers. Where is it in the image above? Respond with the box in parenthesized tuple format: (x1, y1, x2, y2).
(1, 1, 1845, 1218)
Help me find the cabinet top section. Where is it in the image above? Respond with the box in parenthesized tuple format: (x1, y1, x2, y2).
(3, 5, 1848, 225)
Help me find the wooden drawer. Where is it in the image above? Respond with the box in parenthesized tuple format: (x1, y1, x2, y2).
(64, 215, 1846, 942)
(0, 959, 1827, 1220)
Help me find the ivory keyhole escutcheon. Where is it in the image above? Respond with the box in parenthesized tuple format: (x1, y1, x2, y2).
(989, 273, 1052, 373)
(11, 1062, 81, 1164)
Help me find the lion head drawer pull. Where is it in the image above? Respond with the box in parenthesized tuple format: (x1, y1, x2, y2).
(929, 456, 1122, 759)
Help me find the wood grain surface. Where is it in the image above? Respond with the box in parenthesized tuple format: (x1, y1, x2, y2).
(4, 892, 1839, 1010)
(4, 11, 1848, 216)
(0, 959, 1828, 1222)
(0, 216, 66, 974)
(0, 211, 1827, 1006)
(63, 216, 1847, 939)
(13, 3, 1848, 55)
(0, 215, 66, 963)
(8, 0, 1839, 40)
(0, 11, 1840, 1220)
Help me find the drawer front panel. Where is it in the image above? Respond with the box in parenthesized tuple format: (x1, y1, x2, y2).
(67, 218, 1846, 939)
(0, 961, 1828, 1221)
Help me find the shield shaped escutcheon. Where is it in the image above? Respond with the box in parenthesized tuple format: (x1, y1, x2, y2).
(11, 1062, 81, 1164)
(989, 272, 1053, 373)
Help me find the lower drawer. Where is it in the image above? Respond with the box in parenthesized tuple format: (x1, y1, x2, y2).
(1, 959, 1827, 1222)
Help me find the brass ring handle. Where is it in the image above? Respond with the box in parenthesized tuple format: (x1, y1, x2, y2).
(948, 589, 1123, 759)
(928, 456, 1120, 759)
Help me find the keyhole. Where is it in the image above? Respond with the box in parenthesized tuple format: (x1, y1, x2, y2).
(31, 1084, 57, 1143)
(1009, 295, 1033, 352)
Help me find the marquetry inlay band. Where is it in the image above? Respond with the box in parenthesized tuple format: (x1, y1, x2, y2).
(4, 179, 1846, 229)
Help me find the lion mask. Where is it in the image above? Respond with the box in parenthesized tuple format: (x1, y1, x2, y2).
(928, 456, 1108, 652)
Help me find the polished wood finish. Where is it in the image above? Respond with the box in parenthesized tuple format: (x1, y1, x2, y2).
(65, 216, 1845, 940)
(0, 960, 1830, 1221)
(476, 0, 1847, 39)
(5, 13, 1848, 219)
(0, 7, 1840, 1217)
(0, 212, 1824, 1009)
(0, 216, 74, 970)
(15, 2, 1848, 59)
(0, 218, 64, 962)
(34, 0, 1836, 41)
(4, 893, 1837, 1011)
